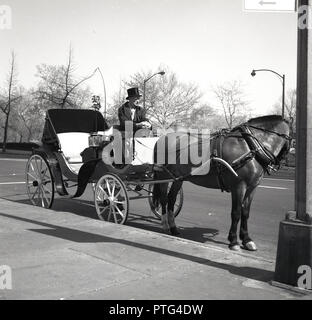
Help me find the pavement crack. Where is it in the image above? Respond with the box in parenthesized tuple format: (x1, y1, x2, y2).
(67, 247, 152, 277)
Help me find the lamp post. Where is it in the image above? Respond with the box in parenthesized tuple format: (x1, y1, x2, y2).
(143, 71, 165, 110)
(95, 67, 107, 119)
(251, 69, 285, 119)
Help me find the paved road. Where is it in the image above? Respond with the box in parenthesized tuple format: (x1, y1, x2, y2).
(0, 157, 294, 261)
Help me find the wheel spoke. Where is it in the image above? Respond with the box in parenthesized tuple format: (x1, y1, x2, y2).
(112, 206, 118, 223)
(27, 172, 37, 181)
(31, 187, 39, 200)
(107, 205, 113, 222)
(39, 156, 43, 173)
(40, 186, 49, 207)
(106, 179, 112, 196)
(98, 185, 107, 198)
(112, 181, 116, 197)
(34, 157, 41, 176)
(114, 204, 124, 218)
(30, 162, 40, 180)
(114, 200, 125, 204)
(114, 188, 122, 198)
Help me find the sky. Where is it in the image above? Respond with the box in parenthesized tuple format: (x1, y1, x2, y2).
(0, 0, 298, 116)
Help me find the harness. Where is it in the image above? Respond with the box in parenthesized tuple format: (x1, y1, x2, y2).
(211, 123, 291, 191)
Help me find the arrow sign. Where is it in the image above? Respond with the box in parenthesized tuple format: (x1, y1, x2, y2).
(259, 1, 277, 5)
(244, 0, 297, 12)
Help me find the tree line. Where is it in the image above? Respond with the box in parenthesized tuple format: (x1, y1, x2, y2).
(0, 49, 296, 152)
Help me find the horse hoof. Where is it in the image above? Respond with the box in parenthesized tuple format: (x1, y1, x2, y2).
(229, 244, 241, 252)
(170, 227, 181, 236)
(243, 241, 257, 251)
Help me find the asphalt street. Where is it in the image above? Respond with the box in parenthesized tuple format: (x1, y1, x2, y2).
(0, 156, 295, 262)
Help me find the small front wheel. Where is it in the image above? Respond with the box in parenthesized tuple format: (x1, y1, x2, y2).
(94, 173, 129, 224)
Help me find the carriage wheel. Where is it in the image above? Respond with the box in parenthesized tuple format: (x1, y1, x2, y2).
(148, 183, 184, 219)
(94, 173, 129, 224)
(25, 154, 54, 208)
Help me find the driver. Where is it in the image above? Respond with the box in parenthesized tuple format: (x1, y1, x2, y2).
(118, 87, 152, 133)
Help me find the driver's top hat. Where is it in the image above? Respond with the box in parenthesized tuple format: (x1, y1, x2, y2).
(126, 87, 142, 100)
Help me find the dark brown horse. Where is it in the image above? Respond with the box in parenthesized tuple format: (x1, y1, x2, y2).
(152, 115, 291, 251)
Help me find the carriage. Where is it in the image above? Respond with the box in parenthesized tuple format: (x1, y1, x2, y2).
(25, 108, 183, 224)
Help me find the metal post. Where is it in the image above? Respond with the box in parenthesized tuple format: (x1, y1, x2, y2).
(296, 0, 309, 222)
(143, 81, 146, 110)
(282, 74, 286, 119)
(274, 0, 312, 288)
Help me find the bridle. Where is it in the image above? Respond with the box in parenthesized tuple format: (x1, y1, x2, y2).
(247, 124, 292, 141)
(239, 123, 292, 171)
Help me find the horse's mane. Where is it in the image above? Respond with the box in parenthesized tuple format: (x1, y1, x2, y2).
(247, 115, 285, 124)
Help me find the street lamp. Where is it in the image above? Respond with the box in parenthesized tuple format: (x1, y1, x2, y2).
(143, 71, 165, 109)
(251, 69, 285, 119)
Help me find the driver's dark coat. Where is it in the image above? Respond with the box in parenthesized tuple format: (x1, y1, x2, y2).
(118, 102, 149, 131)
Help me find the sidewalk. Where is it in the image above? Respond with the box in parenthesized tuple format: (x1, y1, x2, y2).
(0, 198, 310, 300)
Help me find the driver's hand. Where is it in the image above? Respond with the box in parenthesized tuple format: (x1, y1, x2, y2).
(139, 121, 151, 129)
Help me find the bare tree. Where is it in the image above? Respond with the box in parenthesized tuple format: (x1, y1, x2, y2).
(0, 51, 21, 152)
(106, 83, 126, 126)
(14, 89, 46, 142)
(213, 81, 249, 129)
(36, 46, 93, 109)
(186, 104, 215, 128)
(123, 67, 202, 129)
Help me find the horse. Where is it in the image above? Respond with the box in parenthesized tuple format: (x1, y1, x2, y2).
(152, 115, 291, 251)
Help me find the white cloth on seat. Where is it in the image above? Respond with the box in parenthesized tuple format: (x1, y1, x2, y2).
(132, 137, 159, 165)
(57, 132, 90, 163)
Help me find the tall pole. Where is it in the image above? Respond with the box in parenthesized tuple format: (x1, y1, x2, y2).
(282, 74, 285, 119)
(96, 67, 107, 119)
(296, 0, 310, 222)
(143, 81, 146, 110)
(274, 0, 312, 288)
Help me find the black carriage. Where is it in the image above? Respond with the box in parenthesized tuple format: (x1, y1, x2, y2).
(25, 108, 183, 224)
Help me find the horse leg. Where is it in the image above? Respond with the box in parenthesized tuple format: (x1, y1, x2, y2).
(167, 181, 183, 236)
(240, 188, 257, 251)
(228, 182, 247, 251)
(158, 182, 171, 234)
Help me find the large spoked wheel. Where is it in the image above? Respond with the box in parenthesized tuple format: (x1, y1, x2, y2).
(148, 183, 184, 220)
(94, 173, 129, 224)
(26, 154, 54, 208)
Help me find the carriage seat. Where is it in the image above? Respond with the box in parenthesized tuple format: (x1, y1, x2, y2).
(57, 127, 114, 173)
(57, 132, 90, 164)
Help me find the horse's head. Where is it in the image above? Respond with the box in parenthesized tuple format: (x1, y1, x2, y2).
(247, 115, 292, 166)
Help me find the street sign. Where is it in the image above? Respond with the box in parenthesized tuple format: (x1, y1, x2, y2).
(244, 0, 297, 12)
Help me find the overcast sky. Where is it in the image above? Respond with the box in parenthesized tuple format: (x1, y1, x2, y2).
(0, 0, 298, 115)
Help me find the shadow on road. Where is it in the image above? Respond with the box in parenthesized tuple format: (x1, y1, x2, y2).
(0, 210, 274, 284)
